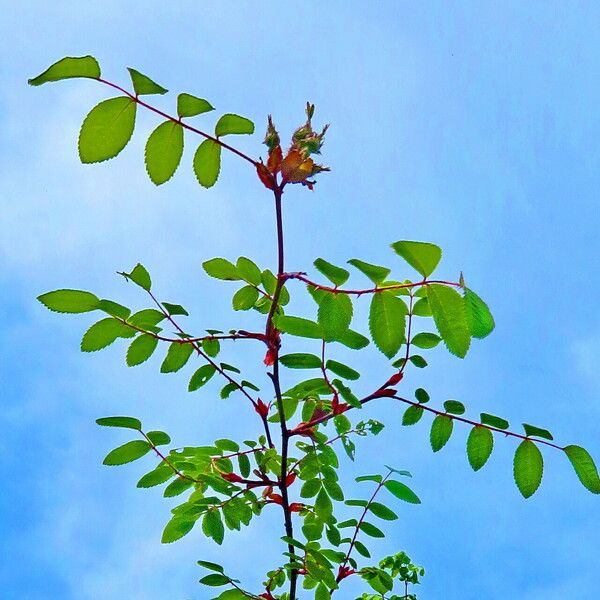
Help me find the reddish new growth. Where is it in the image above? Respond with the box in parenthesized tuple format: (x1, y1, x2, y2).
(257, 103, 330, 191)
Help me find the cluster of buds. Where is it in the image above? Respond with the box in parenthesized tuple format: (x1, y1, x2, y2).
(257, 103, 330, 191)
(336, 565, 356, 581)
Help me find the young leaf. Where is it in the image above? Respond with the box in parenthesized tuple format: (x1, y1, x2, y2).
(410, 332, 441, 349)
(275, 315, 322, 339)
(426, 284, 471, 358)
(202, 258, 239, 280)
(564, 445, 600, 494)
(126, 333, 159, 366)
(96, 416, 142, 430)
(194, 139, 221, 188)
(314, 258, 350, 286)
(28, 55, 101, 86)
(78, 97, 137, 163)
(123, 263, 152, 291)
(177, 93, 214, 118)
(523, 424, 554, 441)
(37, 289, 99, 313)
(480, 413, 509, 430)
(232, 285, 259, 310)
(464, 288, 495, 339)
(103, 440, 151, 465)
(162, 515, 196, 544)
(127, 67, 167, 95)
(430, 415, 453, 452)
(514, 440, 544, 498)
(145, 121, 184, 185)
(383, 480, 421, 504)
(161, 342, 194, 373)
(318, 292, 353, 341)
(325, 359, 360, 380)
(280, 353, 322, 369)
(391, 240, 442, 278)
(347, 258, 390, 284)
(214, 114, 254, 137)
(467, 426, 494, 471)
(368, 292, 407, 358)
(162, 302, 189, 316)
(81, 318, 134, 352)
(199, 573, 229, 586)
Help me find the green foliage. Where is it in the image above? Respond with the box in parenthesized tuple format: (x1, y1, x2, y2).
(28, 55, 101, 85)
(79, 97, 137, 163)
(32, 57, 598, 600)
(145, 121, 184, 184)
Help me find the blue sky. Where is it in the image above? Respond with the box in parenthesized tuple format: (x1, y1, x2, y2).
(2, 2, 600, 599)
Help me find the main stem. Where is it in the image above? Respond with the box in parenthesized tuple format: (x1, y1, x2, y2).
(267, 188, 298, 600)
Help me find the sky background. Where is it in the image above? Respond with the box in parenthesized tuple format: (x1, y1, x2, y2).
(2, 2, 600, 599)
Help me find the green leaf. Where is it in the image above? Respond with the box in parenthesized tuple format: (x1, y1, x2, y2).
(126, 334, 159, 366)
(444, 400, 465, 415)
(162, 515, 195, 543)
(103, 440, 151, 465)
(202, 258, 239, 280)
(464, 288, 495, 339)
(402, 405, 424, 426)
(354, 540, 371, 558)
(325, 359, 360, 380)
(97, 299, 130, 320)
(202, 509, 225, 544)
(81, 318, 134, 352)
(360, 521, 385, 538)
(189, 364, 217, 391)
(28, 55, 100, 86)
(147, 431, 170, 446)
(128, 308, 164, 328)
(199, 573, 229, 586)
(315, 583, 331, 600)
(333, 379, 362, 409)
(415, 388, 430, 403)
(314, 258, 349, 286)
(232, 285, 259, 310)
(96, 416, 142, 430)
(127, 67, 167, 95)
(514, 440, 544, 498)
(78, 96, 136, 163)
(337, 328, 370, 350)
(177, 93, 214, 117)
(409, 354, 427, 368)
(368, 502, 398, 521)
(318, 293, 353, 341)
(197, 560, 225, 573)
(161, 342, 194, 373)
(235, 257, 262, 286)
(214, 590, 247, 600)
(275, 315, 322, 339)
(523, 423, 554, 441)
(137, 464, 174, 488)
(411, 332, 441, 349)
(203, 338, 220, 357)
(164, 478, 194, 497)
(369, 292, 407, 358)
(214, 113, 254, 137)
(37, 289, 99, 313)
(426, 284, 471, 358)
(314, 488, 333, 519)
(480, 413, 509, 430)
(280, 353, 322, 369)
(430, 415, 453, 452)
(194, 139, 221, 188)
(391, 240, 442, 278)
(144, 121, 184, 185)
(383, 480, 421, 504)
(467, 426, 494, 471)
(123, 263, 152, 291)
(162, 302, 188, 316)
(347, 258, 390, 284)
(564, 445, 600, 494)
(412, 297, 432, 317)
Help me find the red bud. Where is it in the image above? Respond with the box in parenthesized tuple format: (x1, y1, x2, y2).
(384, 371, 404, 387)
(255, 398, 270, 418)
(256, 163, 276, 190)
(289, 502, 304, 512)
(285, 472, 297, 487)
(263, 348, 277, 366)
(267, 493, 284, 505)
(221, 472, 244, 483)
